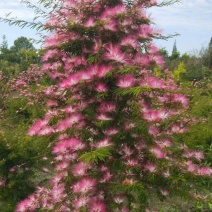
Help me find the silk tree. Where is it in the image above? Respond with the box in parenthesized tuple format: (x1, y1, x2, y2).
(1, 0, 210, 211)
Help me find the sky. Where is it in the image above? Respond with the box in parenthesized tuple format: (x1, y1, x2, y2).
(0, 0, 212, 55)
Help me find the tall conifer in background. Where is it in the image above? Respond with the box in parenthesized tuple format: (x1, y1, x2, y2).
(172, 40, 178, 54)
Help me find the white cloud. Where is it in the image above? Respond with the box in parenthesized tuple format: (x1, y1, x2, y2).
(0, 0, 42, 20)
(149, 0, 212, 32)
(149, 0, 212, 53)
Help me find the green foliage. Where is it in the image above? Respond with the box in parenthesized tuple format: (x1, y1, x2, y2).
(169, 40, 180, 60)
(0, 118, 51, 210)
(173, 62, 186, 81)
(0, 57, 51, 210)
(0, 35, 8, 51)
(79, 147, 112, 164)
(159, 48, 169, 61)
(163, 38, 212, 82)
(185, 64, 211, 81)
(174, 80, 212, 193)
(0, 36, 40, 76)
(172, 40, 178, 54)
(87, 53, 102, 64)
(114, 86, 150, 97)
(169, 50, 180, 61)
(11, 36, 35, 52)
(181, 53, 190, 61)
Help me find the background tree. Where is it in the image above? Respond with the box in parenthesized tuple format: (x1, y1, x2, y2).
(209, 37, 212, 48)
(159, 47, 169, 61)
(201, 37, 212, 69)
(0, 36, 40, 76)
(0, 35, 8, 53)
(10, 36, 35, 53)
(169, 40, 180, 60)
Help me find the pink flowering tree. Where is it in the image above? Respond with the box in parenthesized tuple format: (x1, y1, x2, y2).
(10, 0, 211, 211)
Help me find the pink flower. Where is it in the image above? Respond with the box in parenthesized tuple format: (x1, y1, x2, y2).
(186, 161, 197, 173)
(51, 173, 64, 185)
(121, 206, 130, 212)
(89, 200, 106, 212)
(9, 166, 17, 172)
(28, 118, 49, 136)
(144, 76, 164, 89)
(79, 70, 93, 81)
(197, 166, 212, 176)
(73, 196, 89, 209)
(16, 199, 30, 212)
(121, 145, 134, 157)
(147, 43, 159, 54)
(88, 64, 99, 75)
(38, 126, 54, 136)
(143, 109, 158, 122)
(55, 161, 70, 171)
(52, 138, 82, 155)
(134, 141, 147, 151)
(116, 74, 135, 88)
(148, 125, 160, 137)
(163, 170, 170, 178)
(101, 5, 125, 18)
(96, 65, 112, 78)
(155, 139, 172, 148)
(150, 146, 166, 159)
(72, 162, 87, 177)
(72, 178, 96, 193)
(144, 162, 157, 173)
(63, 104, 77, 113)
(104, 128, 119, 136)
(42, 49, 59, 61)
(16, 195, 38, 212)
(171, 124, 186, 134)
(134, 53, 150, 66)
(59, 73, 80, 89)
(94, 82, 108, 92)
(143, 108, 169, 122)
(103, 43, 127, 63)
(97, 102, 116, 112)
(42, 168, 49, 173)
(0, 180, 5, 187)
(157, 109, 169, 120)
(192, 150, 204, 161)
(138, 24, 153, 39)
(122, 178, 134, 185)
(121, 35, 139, 49)
(113, 196, 125, 204)
(51, 183, 66, 203)
(56, 114, 83, 132)
(96, 113, 113, 121)
(92, 39, 102, 53)
(92, 138, 112, 148)
(27, 101, 33, 105)
(173, 94, 189, 108)
(84, 17, 95, 27)
(102, 170, 112, 182)
(125, 159, 139, 167)
(45, 17, 60, 27)
(103, 19, 118, 32)
(151, 55, 164, 67)
(160, 189, 169, 196)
